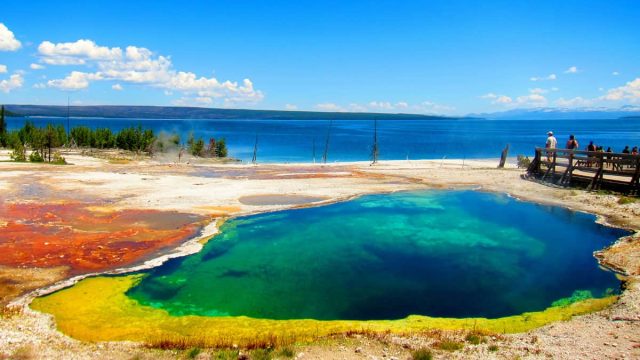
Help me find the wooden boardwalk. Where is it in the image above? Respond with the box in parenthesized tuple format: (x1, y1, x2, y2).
(526, 147, 640, 194)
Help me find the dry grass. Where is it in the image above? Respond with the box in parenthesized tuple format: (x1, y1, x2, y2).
(435, 339, 464, 351)
(145, 333, 298, 351)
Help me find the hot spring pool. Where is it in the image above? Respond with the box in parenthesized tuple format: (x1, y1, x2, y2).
(127, 190, 627, 320)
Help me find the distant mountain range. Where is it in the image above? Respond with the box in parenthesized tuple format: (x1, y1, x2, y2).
(5, 104, 640, 121)
(4, 105, 454, 121)
(470, 105, 640, 120)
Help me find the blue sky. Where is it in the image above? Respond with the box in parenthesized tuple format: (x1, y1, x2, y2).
(0, 0, 639, 115)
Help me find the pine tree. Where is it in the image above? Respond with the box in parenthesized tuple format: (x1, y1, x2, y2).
(0, 105, 6, 140)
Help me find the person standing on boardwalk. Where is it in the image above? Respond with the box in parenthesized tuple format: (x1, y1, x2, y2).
(566, 135, 579, 150)
(545, 131, 557, 161)
(586, 141, 596, 167)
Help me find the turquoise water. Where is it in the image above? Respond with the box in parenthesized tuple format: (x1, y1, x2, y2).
(127, 190, 626, 320)
(8, 117, 640, 162)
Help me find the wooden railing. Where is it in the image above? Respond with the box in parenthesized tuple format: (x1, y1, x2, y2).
(527, 147, 640, 193)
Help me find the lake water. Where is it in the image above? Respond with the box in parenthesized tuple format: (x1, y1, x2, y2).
(126, 190, 626, 320)
(7, 117, 640, 163)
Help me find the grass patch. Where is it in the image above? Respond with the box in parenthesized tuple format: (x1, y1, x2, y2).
(275, 347, 295, 358)
(435, 340, 464, 351)
(410, 348, 433, 360)
(618, 196, 637, 205)
(251, 348, 273, 360)
(186, 347, 202, 359)
(465, 333, 485, 345)
(213, 350, 239, 360)
(488, 344, 499, 352)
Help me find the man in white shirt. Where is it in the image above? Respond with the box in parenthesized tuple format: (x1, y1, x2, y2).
(546, 131, 557, 161)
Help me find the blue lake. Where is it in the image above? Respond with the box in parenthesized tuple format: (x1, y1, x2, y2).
(7, 117, 640, 163)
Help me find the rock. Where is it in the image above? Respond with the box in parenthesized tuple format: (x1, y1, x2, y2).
(355, 347, 362, 353)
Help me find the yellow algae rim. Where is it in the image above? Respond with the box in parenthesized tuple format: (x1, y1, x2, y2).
(30, 275, 617, 347)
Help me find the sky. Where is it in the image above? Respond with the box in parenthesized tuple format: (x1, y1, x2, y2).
(0, 0, 639, 115)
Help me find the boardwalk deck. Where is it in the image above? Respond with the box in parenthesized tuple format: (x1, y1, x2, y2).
(527, 147, 640, 194)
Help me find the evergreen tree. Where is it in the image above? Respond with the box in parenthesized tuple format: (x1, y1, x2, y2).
(0, 105, 6, 142)
(215, 138, 228, 158)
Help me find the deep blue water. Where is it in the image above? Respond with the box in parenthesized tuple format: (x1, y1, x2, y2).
(7, 117, 640, 163)
(127, 190, 627, 320)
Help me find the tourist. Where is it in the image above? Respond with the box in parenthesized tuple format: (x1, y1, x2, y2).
(622, 146, 630, 154)
(633, 146, 638, 155)
(586, 141, 596, 167)
(566, 135, 579, 150)
(605, 147, 613, 168)
(545, 131, 557, 161)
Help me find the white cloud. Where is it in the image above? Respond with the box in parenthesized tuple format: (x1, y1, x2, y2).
(284, 104, 298, 110)
(38, 39, 122, 65)
(0, 23, 21, 51)
(601, 78, 640, 102)
(195, 96, 213, 104)
(564, 66, 579, 74)
(516, 93, 547, 105)
(555, 97, 592, 107)
(112, 83, 123, 91)
(495, 95, 513, 104)
(612, 71, 620, 76)
(33, 83, 46, 89)
(529, 88, 548, 94)
(0, 73, 24, 93)
(30, 63, 45, 70)
(530, 73, 556, 81)
(0, 64, 6, 73)
(39, 39, 264, 105)
(47, 71, 103, 90)
(481, 93, 512, 104)
(315, 100, 454, 115)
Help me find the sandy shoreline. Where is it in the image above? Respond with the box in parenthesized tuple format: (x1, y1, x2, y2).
(1, 151, 639, 359)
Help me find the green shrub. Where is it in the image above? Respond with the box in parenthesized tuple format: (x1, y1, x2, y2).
(186, 347, 201, 359)
(488, 344, 499, 352)
(250, 348, 272, 360)
(618, 196, 637, 205)
(465, 333, 485, 345)
(517, 154, 531, 168)
(411, 348, 433, 360)
(213, 350, 239, 360)
(436, 340, 464, 351)
(276, 347, 295, 358)
(10, 143, 26, 161)
(52, 152, 67, 165)
(29, 150, 45, 162)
